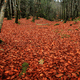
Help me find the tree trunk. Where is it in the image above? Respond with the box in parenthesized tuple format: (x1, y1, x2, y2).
(18, 0, 21, 19)
(70, 0, 72, 18)
(32, 0, 35, 22)
(10, 0, 12, 18)
(15, 0, 18, 23)
(14, 0, 16, 18)
(7, 0, 11, 20)
(0, 0, 8, 33)
(7, 1, 10, 20)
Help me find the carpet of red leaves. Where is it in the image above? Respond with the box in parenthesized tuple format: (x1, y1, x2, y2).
(0, 17, 80, 80)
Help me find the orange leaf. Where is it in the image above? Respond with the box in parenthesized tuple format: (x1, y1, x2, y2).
(78, 78, 80, 80)
(56, 73, 63, 77)
(72, 73, 77, 77)
(40, 73, 43, 76)
(5, 71, 9, 74)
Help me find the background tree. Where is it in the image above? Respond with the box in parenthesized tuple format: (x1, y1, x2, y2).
(15, 0, 19, 23)
(0, 0, 8, 33)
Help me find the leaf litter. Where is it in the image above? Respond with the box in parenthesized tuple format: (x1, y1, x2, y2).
(0, 17, 80, 80)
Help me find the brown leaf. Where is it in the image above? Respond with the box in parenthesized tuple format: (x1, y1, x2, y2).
(72, 73, 77, 77)
(40, 73, 43, 76)
(56, 73, 63, 77)
(65, 63, 69, 66)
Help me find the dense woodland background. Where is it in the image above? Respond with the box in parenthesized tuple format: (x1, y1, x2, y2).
(0, 0, 80, 31)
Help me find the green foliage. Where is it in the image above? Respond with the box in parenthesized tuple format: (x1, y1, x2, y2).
(0, 39, 3, 44)
(63, 72, 65, 75)
(73, 19, 78, 24)
(54, 23, 59, 26)
(26, 16, 30, 19)
(55, 29, 58, 32)
(22, 62, 29, 67)
(78, 17, 80, 21)
(18, 21, 20, 25)
(76, 74, 79, 76)
(64, 20, 66, 23)
(70, 24, 72, 26)
(58, 33, 61, 35)
(68, 18, 72, 21)
(68, 29, 72, 31)
(19, 62, 29, 77)
(61, 34, 70, 38)
(75, 29, 78, 31)
(32, 19, 35, 22)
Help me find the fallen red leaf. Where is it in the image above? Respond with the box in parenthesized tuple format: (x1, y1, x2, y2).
(56, 73, 63, 77)
(0, 17, 80, 79)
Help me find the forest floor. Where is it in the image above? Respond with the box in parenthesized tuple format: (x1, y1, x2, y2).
(0, 17, 80, 80)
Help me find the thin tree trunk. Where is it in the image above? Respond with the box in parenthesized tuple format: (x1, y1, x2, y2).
(0, 0, 8, 33)
(32, 0, 35, 22)
(15, 0, 18, 23)
(6, 0, 11, 20)
(18, 0, 21, 19)
(10, 0, 12, 18)
(14, 0, 16, 18)
(71, 0, 72, 18)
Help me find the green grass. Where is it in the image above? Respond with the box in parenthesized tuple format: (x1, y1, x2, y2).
(54, 23, 59, 26)
(55, 29, 58, 32)
(19, 62, 29, 77)
(75, 29, 78, 31)
(71, 40, 73, 41)
(58, 33, 61, 35)
(61, 34, 70, 38)
(68, 29, 72, 31)
(32, 19, 35, 22)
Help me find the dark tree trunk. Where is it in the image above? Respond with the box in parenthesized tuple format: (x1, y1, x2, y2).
(32, 0, 35, 22)
(15, 0, 18, 23)
(70, 0, 72, 18)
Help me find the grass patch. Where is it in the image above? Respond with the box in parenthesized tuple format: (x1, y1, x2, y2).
(71, 40, 73, 41)
(54, 23, 59, 26)
(61, 34, 70, 38)
(55, 29, 58, 32)
(68, 29, 72, 31)
(75, 29, 78, 31)
(19, 62, 29, 77)
(58, 33, 61, 35)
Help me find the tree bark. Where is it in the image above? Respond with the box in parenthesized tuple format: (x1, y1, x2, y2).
(0, 0, 8, 33)
(18, 0, 21, 19)
(10, 0, 12, 18)
(15, 0, 18, 23)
